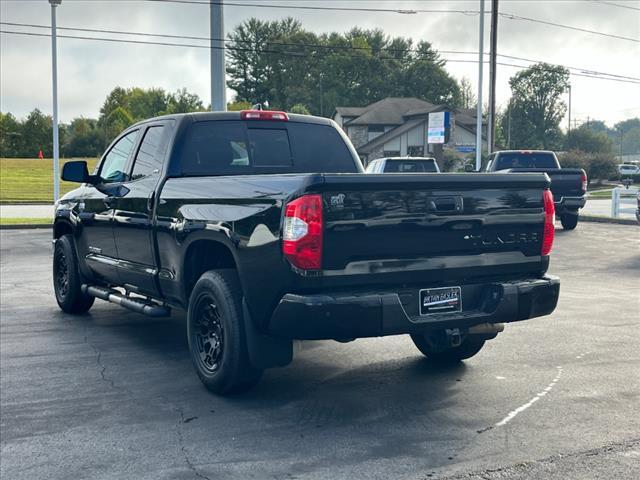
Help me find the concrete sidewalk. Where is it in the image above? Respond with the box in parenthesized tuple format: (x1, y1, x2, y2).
(0, 204, 54, 219)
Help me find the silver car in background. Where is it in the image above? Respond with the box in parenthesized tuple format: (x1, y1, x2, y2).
(365, 156, 441, 174)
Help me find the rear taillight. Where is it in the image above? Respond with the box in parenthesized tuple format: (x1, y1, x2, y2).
(541, 189, 555, 256)
(581, 172, 588, 193)
(240, 110, 289, 121)
(283, 194, 323, 270)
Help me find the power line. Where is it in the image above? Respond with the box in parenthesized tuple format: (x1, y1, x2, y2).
(3, 21, 638, 82)
(0, 21, 479, 57)
(0, 28, 476, 62)
(498, 11, 640, 43)
(146, 0, 479, 15)
(592, 0, 640, 11)
(2, 28, 639, 85)
(146, 0, 640, 43)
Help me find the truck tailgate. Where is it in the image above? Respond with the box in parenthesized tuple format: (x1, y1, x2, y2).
(309, 173, 551, 283)
(506, 168, 585, 199)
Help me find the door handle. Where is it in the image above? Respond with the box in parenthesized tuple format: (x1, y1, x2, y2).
(103, 196, 116, 209)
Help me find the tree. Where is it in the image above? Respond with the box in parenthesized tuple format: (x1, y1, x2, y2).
(21, 109, 53, 157)
(507, 63, 569, 149)
(0, 112, 21, 157)
(226, 18, 462, 115)
(98, 86, 205, 146)
(401, 42, 461, 106)
(227, 100, 252, 111)
(63, 117, 103, 157)
(614, 117, 640, 155)
(459, 77, 476, 110)
(290, 104, 311, 115)
(565, 125, 613, 154)
(103, 106, 134, 145)
(166, 88, 205, 114)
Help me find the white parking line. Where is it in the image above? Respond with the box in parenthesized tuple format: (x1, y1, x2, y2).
(495, 366, 563, 428)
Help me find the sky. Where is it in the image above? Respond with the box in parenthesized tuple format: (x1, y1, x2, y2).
(1, 0, 639, 128)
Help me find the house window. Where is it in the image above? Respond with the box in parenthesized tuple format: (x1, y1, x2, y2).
(383, 150, 401, 157)
(368, 125, 385, 142)
(407, 146, 424, 157)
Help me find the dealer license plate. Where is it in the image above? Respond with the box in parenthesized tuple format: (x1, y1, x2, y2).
(419, 287, 462, 315)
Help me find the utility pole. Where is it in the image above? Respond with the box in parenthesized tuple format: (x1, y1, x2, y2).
(507, 102, 511, 149)
(210, 0, 226, 111)
(567, 84, 572, 136)
(475, 0, 485, 171)
(49, 0, 61, 203)
(487, 0, 498, 153)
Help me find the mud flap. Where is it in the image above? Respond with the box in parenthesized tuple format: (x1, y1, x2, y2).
(243, 299, 293, 369)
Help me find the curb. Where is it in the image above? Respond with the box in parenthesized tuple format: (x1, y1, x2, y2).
(0, 224, 52, 230)
(0, 202, 53, 206)
(580, 215, 638, 226)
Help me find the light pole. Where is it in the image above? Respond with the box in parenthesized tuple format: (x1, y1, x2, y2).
(567, 84, 572, 137)
(487, 0, 498, 153)
(210, 0, 226, 111)
(475, 0, 485, 171)
(50, 0, 61, 202)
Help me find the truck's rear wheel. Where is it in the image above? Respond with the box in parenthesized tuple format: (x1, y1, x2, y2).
(53, 234, 95, 314)
(560, 212, 579, 230)
(410, 334, 485, 364)
(187, 270, 263, 395)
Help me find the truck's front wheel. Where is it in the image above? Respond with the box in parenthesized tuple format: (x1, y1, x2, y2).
(560, 212, 579, 230)
(187, 270, 263, 395)
(53, 234, 95, 314)
(410, 334, 485, 364)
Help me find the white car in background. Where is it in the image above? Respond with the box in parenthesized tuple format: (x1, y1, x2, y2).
(366, 157, 441, 173)
(618, 163, 640, 176)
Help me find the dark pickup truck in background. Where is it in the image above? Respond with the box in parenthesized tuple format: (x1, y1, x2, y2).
(53, 111, 560, 395)
(484, 150, 587, 230)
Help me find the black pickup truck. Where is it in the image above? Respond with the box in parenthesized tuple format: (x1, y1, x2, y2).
(53, 111, 560, 394)
(484, 150, 587, 230)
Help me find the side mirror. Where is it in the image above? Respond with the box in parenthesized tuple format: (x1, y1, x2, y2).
(464, 164, 476, 172)
(62, 160, 96, 184)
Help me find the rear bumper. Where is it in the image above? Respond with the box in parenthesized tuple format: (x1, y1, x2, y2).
(555, 196, 586, 213)
(268, 276, 560, 340)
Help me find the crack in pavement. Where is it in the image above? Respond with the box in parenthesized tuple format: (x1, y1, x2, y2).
(177, 408, 212, 480)
(83, 329, 210, 479)
(89, 342, 116, 389)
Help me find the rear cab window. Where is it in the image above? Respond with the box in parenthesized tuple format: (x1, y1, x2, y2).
(178, 120, 358, 175)
(383, 160, 439, 173)
(495, 152, 559, 170)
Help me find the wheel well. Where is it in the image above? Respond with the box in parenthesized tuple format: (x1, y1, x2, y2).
(54, 220, 73, 239)
(183, 240, 237, 299)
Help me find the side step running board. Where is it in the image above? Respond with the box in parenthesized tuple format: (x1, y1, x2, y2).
(81, 285, 171, 318)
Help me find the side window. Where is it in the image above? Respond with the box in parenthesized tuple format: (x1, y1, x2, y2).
(100, 130, 139, 183)
(487, 154, 497, 171)
(131, 126, 166, 180)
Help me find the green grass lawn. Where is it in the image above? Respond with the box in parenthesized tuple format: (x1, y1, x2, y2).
(1, 158, 98, 203)
(0, 217, 52, 225)
(588, 190, 612, 199)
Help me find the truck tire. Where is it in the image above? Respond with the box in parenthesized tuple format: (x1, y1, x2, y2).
(187, 270, 263, 395)
(410, 334, 485, 365)
(560, 212, 579, 230)
(53, 234, 95, 314)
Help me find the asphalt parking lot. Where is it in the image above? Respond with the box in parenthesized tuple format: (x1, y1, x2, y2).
(1, 222, 639, 480)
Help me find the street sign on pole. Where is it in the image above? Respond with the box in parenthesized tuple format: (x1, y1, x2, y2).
(50, 0, 61, 202)
(428, 112, 450, 144)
